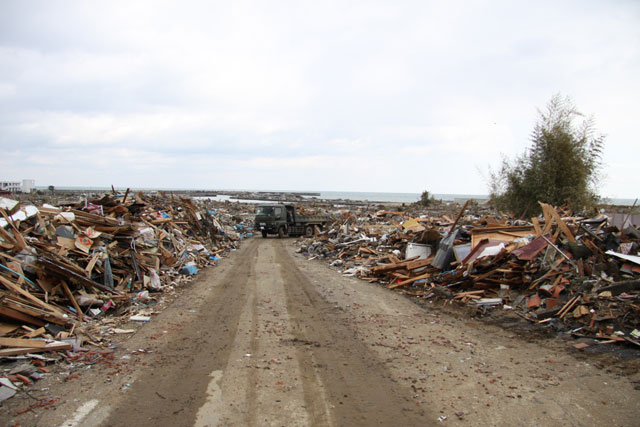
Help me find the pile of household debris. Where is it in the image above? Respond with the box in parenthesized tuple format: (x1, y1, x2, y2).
(0, 190, 252, 398)
(298, 201, 640, 349)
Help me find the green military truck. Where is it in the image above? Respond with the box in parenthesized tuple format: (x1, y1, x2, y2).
(254, 204, 330, 238)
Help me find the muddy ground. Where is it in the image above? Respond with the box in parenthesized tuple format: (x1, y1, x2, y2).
(1, 237, 639, 426)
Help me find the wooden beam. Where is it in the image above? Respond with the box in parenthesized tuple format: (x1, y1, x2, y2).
(0, 306, 46, 327)
(60, 280, 83, 320)
(539, 202, 576, 242)
(388, 272, 431, 289)
(0, 341, 72, 356)
(84, 252, 101, 278)
(532, 217, 542, 236)
(0, 337, 48, 348)
(372, 256, 420, 273)
(2, 298, 70, 326)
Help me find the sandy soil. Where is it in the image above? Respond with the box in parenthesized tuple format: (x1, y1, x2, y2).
(1, 237, 639, 426)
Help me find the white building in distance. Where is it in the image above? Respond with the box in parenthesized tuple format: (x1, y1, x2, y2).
(22, 179, 35, 193)
(0, 179, 35, 193)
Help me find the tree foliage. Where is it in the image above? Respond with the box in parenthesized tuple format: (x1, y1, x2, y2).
(489, 94, 604, 217)
(419, 190, 432, 207)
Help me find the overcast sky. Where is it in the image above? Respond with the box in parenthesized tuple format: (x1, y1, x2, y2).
(1, 1, 638, 198)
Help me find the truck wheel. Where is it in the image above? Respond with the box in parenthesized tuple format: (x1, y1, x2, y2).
(261, 230, 267, 238)
(305, 225, 314, 237)
(278, 227, 285, 238)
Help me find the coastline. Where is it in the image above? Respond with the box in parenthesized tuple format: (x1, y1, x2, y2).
(27, 186, 636, 206)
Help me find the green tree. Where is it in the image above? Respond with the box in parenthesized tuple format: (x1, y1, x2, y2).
(419, 190, 432, 207)
(489, 94, 604, 217)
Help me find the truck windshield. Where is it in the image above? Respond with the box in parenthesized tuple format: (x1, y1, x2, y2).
(256, 206, 274, 215)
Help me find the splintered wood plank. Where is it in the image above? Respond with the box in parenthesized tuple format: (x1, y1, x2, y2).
(3, 298, 70, 326)
(0, 323, 21, 336)
(371, 256, 421, 273)
(85, 252, 101, 277)
(471, 267, 502, 283)
(0, 337, 48, 348)
(60, 281, 83, 320)
(0, 306, 46, 327)
(26, 327, 46, 338)
(406, 257, 434, 271)
(6, 261, 25, 286)
(358, 247, 377, 255)
(0, 225, 16, 250)
(388, 272, 431, 289)
(0, 341, 72, 356)
(532, 217, 542, 236)
(39, 257, 120, 295)
(454, 290, 485, 297)
(0, 275, 65, 316)
(0, 209, 27, 252)
(539, 202, 576, 242)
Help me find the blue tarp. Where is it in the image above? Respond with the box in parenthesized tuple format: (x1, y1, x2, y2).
(180, 265, 198, 275)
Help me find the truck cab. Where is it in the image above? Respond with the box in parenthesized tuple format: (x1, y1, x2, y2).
(254, 204, 329, 238)
(254, 204, 288, 237)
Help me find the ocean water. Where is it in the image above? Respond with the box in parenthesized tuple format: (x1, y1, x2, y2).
(313, 191, 488, 203)
(316, 192, 637, 205)
(38, 186, 636, 205)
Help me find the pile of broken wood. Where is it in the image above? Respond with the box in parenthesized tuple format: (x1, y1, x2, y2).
(299, 201, 640, 348)
(0, 190, 240, 359)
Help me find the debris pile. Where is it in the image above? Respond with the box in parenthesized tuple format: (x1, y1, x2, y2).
(298, 201, 640, 348)
(0, 191, 245, 368)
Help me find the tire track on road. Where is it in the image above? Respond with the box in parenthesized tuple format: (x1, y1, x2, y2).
(275, 241, 430, 426)
(101, 241, 259, 427)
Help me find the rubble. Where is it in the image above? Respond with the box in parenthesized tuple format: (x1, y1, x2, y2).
(296, 200, 640, 350)
(0, 190, 254, 395)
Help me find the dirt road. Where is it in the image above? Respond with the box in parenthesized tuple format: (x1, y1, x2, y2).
(3, 238, 639, 426)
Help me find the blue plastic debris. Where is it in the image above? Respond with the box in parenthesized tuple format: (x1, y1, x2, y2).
(180, 265, 198, 275)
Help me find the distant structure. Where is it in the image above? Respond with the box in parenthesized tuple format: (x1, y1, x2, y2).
(0, 179, 35, 193)
(453, 197, 489, 206)
(22, 179, 35, 193)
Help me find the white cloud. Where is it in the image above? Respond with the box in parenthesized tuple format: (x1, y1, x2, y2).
(0, 0, 638, 197)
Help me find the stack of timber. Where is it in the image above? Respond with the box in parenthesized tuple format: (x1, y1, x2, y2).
(0, 190, 245, 361)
